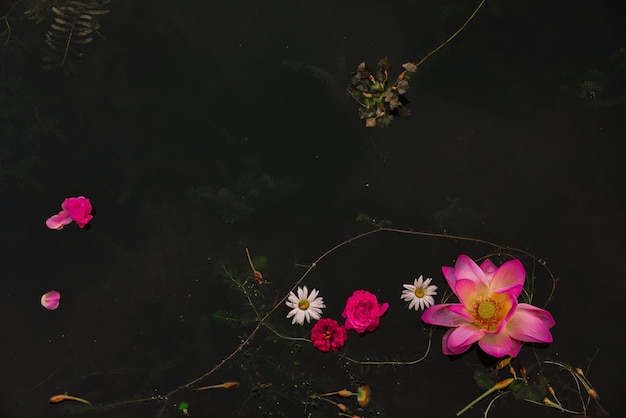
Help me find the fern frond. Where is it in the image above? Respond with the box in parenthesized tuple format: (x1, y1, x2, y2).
(42, 0, 110, 73)
(24, 0, 58, 24)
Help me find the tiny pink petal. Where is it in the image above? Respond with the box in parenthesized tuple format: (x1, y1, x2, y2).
(46, 211, 73, 230)
(41, 291, 61, 310)
(377, 302, 389, 316)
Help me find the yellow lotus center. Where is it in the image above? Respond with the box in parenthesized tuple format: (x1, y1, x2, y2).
(471, 296, 509, 332)
(298, 299, 310, 310)
(414, 288, 425, 298)
(478, 301, 496, 318)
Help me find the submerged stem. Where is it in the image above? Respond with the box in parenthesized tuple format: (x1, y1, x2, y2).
(456, 377, 514, 416)
(415, 0, 487, 69)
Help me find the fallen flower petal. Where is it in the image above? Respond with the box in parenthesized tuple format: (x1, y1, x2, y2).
(41, 291, 61, 310)
(45, 211, 73, 230)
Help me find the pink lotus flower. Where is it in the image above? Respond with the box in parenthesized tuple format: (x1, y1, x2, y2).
(41, 290, 61, 310)
(422, 254, 555, 358)
(310, 318, 348, 352)
(46, 196, 93, 229)
(342, 290, 389, 334)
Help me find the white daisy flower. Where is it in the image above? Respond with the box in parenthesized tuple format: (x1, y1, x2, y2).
(285, 285, 325, 325)
(401, 275, 438, 311)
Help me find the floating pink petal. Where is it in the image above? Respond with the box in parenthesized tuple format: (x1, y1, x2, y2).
(46, 211, 73, 230)
(41, 291, 61, 310)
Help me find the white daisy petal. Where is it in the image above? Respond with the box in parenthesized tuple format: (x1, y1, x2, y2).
(310, 300, 326, 309)
(295, 310, 306, 325)
(310, 306, 323, 315)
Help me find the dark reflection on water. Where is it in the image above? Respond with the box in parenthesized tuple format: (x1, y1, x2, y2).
(1, 0, 624, 417)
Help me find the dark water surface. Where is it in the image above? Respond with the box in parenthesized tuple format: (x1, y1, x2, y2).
(1, 1, 624, 417)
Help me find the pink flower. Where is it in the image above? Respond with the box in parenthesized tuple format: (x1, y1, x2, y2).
(41, 290, 61, 310)
(310, 318, 348, 352)
(342, 290, 389, 334)
(46, 196, 93, 229)
(422, 254, 555, 358)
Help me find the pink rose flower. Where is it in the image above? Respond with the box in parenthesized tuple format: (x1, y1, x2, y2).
(46, 196, 93, 229)
(62, 196, 93, 228)
(310, 318, 348, 352)
(342, 290, 389, 334)
(422, 254, 555, 358)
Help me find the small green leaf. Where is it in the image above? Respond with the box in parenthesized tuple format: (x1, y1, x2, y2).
(510, 381, 547, 401)
(473, 370, 495, 390)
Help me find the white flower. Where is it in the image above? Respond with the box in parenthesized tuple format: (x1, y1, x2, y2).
(285, 285, 326, 325)
(401, 275, 437, 311)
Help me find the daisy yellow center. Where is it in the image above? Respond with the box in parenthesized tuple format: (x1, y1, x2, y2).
(414, 288, 425, 298)
(298, 299, 310, 310)
(471, 296, 507, 332)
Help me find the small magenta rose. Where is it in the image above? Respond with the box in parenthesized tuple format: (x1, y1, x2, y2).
(342, 290, 389, 334)
(62, 196, 93, 228)
(46, 196, 93, 230)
